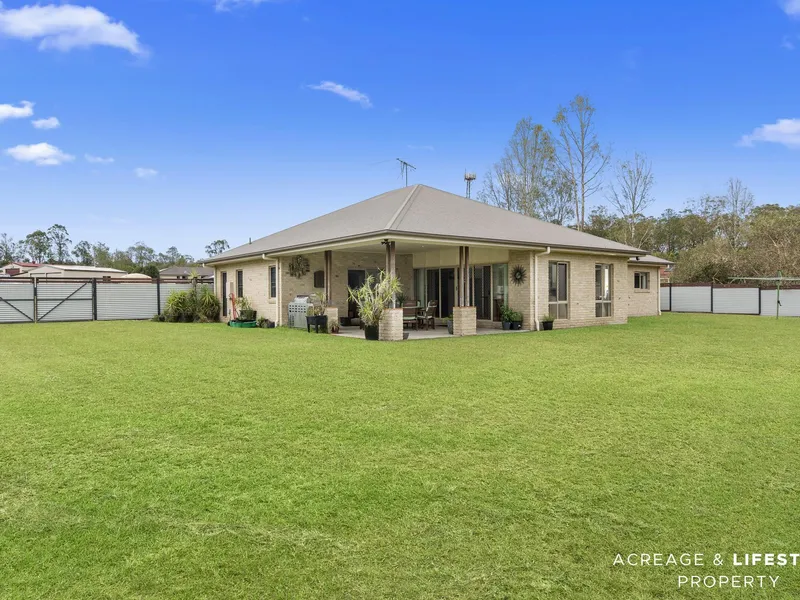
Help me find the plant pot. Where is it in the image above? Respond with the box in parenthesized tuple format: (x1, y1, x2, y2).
(542, 321, 554, 331)
(240, 309, 257, 321)
(447, 320, 454, 335)
(511, 321, 523, 330)
(306, 314, 328, 333)
(502, 321, 512, 331)
(229, 320, 257, 328)
(364, 324, 379, 341)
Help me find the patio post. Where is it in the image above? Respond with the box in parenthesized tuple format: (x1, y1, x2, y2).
(453, 245, 476, 336)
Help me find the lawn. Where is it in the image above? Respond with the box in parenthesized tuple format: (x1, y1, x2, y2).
(1, 314, 800, 599)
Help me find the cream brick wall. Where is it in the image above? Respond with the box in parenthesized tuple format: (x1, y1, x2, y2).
(215, 258, 278, 323)
(279, 250, 414, 326)
(535, 251, 629, 329)
(453, 306, 477, 336)
(379, 308, 403, 341)
(627, 265, 661, 317)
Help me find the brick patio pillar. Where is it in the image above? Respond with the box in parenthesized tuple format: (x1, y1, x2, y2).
(379, 307, 403, 341)
(452, 306, 477, 336)
(324, 306, 339, 332)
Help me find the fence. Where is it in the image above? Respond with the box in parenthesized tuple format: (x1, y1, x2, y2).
(660, 283, 800, 317)
(0, 278, 213, 324)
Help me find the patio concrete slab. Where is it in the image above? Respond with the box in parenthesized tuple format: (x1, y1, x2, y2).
(333, 325, 532, 340)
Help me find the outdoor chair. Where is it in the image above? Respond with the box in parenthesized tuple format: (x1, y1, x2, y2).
(402, 305, 418, 329)
(418, 301, 437, 330)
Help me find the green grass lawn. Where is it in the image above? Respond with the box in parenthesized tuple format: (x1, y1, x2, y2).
(2, 314, 800, 599)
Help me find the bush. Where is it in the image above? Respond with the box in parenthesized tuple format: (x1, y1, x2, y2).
(197, 285, 220, 321)
(165, 290, 191, 322)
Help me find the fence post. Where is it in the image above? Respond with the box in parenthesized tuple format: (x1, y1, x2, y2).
(669, 282, 672, 312)
(33, 279, 38, 324)
(758, 286, 762, 315)
(92, 279, 97, 321)
(156, 278, 161, 315)
(710, 282, 714, 313)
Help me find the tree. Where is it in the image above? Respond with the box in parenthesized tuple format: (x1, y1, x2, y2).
(23, 230, 51, 263)
(205, 240, 229, 257)
(127, 242, 155, 269)
(0, 234, 19, 264)
(553, 94, 610, 231)
(606, 152, 655, 248)
(73, 241, 94, 266)
(92, 242, 112, 267)
(47, 224, 72, 263)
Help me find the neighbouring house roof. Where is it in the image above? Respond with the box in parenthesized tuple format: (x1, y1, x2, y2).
(27, 264, 127, 274)
(159, 266, 215, 277)
(5, 262, 41, 268)
(629, 255, 674, 266)
(207, 184, 647, 264)
(121, 272, 152, 279)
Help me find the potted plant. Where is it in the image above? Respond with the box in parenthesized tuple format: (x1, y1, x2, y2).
(510, 311, 523, 330)
(446, 313, 454, 335)
(540, 313, 555, 331)
(229, 296, 257, 327)
(347, 271, 402, 340)
(499, 304, 514, 330)
(306, 293, 329, 333)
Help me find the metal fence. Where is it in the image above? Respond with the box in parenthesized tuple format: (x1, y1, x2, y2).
(660, 283, 800, 317)
(0, 278, 212, 324)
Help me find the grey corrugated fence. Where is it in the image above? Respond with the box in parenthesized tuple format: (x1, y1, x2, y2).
(0, 278, 211, 324)
(660, 283, 800, 317)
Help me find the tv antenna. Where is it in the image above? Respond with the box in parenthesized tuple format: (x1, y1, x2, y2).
(396, 158, 416, 187)
(464, 171, 477, 198)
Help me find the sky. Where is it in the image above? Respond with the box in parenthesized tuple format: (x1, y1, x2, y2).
(1, 0, 799, 259)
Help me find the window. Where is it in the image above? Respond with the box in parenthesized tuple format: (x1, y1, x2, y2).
(221, 272, 228, 317)
(236, 270, 243, 299)
(548, 261, 569, 319)
(595, 264, 613, 317)
(269, 266, 277, 298)
(313, 270, 324, 288)
(634, 271, 650, 290)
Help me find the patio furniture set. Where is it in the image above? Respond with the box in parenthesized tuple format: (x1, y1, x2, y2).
(402, 300, 438, 330)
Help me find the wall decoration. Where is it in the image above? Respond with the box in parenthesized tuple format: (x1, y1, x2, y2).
(511, 264, 527, 286)
(288, 255, 310, 279)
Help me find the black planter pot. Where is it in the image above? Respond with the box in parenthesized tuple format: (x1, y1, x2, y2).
(364, 324, 379, 340)
(306, 315, 328, 333)
(502, 321, 512, 331)
(511, 321, 523, 330)
(542, 321, 554, 331)
(240, 309, 257, 321)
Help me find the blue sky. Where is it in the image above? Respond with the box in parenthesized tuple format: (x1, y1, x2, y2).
(1, 0, 799, 258)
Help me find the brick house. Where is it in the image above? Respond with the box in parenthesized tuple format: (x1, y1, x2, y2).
(205, 185, 672, 338)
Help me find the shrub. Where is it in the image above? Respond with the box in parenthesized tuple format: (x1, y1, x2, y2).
(165, 290, 191, 322)
(197, 285, 220, 321)
(347, 271, 401, 327)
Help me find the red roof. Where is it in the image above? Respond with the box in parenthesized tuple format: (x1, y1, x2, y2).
(13, 262, 41, 267)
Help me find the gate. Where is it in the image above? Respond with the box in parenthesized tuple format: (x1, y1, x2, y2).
(35, 279, 94, 322)
(0, 280, 35, 323)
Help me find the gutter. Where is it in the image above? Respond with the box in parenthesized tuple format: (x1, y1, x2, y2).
(534, 246, 551, 331)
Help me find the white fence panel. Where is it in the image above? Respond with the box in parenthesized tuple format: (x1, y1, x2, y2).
(713, 288, 759, 315)
(97, 283, 158, 320)
(0, 281, 35, 323)
(660, 286, 670, 311)
(671, 286, 712, 313)
(36, 282, 93, 322)
(761, 289, 800, 317)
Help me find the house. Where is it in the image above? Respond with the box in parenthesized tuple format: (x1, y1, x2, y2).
(206, 184, 672, 338)
(25, 265, 127, 279)
(120, 273, 153, 280)
(159, 266, 215, 280)
(0, 262, 41, 277)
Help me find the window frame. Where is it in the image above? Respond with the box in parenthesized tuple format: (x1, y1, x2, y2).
(269, 265, 277, 299)
(236, 269, 244, 299)
(634, 271, 650, 291)
(548, 261, 569, 320)
(221, 272, 228, 317)
(595, 263, 613, 318)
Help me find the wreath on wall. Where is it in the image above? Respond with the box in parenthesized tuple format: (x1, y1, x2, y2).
(288, 255, 310, 279)
(511, 264, 527, 286)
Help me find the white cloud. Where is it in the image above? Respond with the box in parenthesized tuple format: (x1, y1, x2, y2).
(32, 116, 60, 129)
(738, 118, 800, 148)
(85, 154, 114, 164)
(6, 142, 74, 166)
(0, 100, 34, 121)
(0, 4, 146, 56)
(782, 0, 800, 17)
(308, 81, 372, 108)
(134, 167, 158, 178)
(215, 0, 277, 11)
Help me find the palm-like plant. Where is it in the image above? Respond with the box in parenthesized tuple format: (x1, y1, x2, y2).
(347, 271, 402, 327)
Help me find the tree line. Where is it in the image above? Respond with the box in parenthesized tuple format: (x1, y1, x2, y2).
(480, 94, 799, 283)
(0, 226, 231, 278)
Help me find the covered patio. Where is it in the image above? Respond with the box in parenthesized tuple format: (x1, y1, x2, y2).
(333, 324, 531, 340)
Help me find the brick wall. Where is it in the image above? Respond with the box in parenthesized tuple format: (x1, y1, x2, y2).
(627, 265, 661, 317)
(379, 308, 403, 341)
(215, 258, 278, 323)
